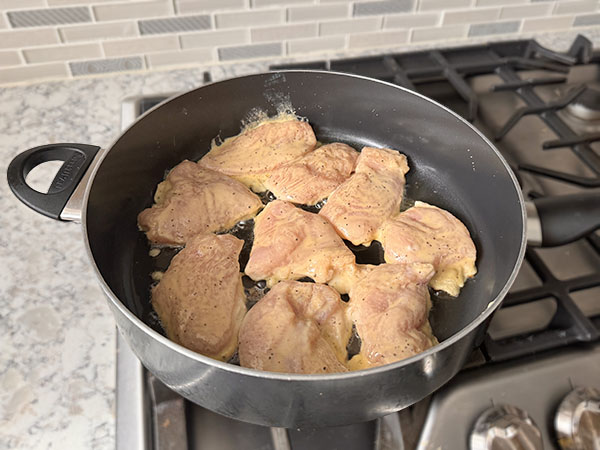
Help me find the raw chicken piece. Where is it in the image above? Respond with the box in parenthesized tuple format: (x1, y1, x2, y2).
(137, 160, 263, 246)
(239, 281, 351, 374)
(198, 117, 317, 191)
(245, 200, 357, 294)
(377, 201, 477, 296)
(263, 143, 359, 205)
(152, 233, 247, 361)
(347, 263, 437, 370)
(319, 147, 409, 246)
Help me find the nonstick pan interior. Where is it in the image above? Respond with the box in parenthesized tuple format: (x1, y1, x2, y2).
(86, 71, 524, 354)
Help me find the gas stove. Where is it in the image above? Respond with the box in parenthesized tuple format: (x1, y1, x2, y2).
(117, 36, 600, 450)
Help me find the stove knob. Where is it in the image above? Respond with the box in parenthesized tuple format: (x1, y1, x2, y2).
(470, 405, 543, 450)
(555, 387, 600, 450)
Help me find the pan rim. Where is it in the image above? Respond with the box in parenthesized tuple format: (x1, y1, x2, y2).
(82, 69, 527, 381)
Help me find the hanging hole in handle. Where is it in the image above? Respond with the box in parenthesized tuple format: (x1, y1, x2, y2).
(25, 160, 64, 194)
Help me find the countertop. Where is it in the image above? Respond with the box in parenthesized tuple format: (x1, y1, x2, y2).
(1, 30, 599, 449)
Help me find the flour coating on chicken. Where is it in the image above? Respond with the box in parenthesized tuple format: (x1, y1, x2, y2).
(151, 233, 247, 361)
(138, 160, 262, 246)
(245, 200, 357, 293)
(198, 117, 317, 191)
(347, 263, 437, 370)
(320, 147, 409, 246)
(377, 201, 477, 296)
(239, 281, 351, 374)
(263, 142, 359, 205)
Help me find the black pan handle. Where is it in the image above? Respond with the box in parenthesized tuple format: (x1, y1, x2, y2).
(529, 190, 600, 247)
(7, 143, 101, 220)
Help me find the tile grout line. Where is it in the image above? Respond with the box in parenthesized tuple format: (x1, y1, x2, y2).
(551, 1, 560, 16)
(435, 10, 443, 27)
(17, 48, 26, 65)
(63, 60, 72, 79)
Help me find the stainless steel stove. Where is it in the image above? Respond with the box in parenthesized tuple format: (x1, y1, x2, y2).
(117, 36, 600, 450)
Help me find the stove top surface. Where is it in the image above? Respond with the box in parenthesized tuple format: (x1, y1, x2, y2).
(117, 35, 600, 450)
(277, 34, 600, 366)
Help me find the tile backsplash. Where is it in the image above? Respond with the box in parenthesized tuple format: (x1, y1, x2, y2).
(0, 0, 598, 85)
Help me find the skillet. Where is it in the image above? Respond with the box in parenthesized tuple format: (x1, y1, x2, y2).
(7, 71, 599, 427)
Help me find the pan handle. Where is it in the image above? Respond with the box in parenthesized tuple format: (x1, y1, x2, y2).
(527, 190, 600, 247)
(7, 143, 101, 221)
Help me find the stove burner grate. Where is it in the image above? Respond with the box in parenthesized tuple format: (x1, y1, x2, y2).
(492, 63, 600, 188)
(272, 35, 600, 365)
(493, 84, 587, 140)
(485, 233, 600, 362)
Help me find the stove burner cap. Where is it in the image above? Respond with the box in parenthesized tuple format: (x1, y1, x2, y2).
(566, 87, 600, 121)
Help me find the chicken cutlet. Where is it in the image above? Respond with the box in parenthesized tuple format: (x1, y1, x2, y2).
(263, 142, 359, 205)
(151, 233, 247, 361)
(319, 147, 409, 246)
(347, 263, 437, 370)
(244, 200, 357, 294)
(198, 117, 317, 191)
(377, 201, 477, 296)
(138, 160, 263, 246)
(239, 281, 351, 374)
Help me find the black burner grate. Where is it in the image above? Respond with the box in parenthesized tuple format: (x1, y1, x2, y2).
(492, 64, 600, 187)
(271, 35, 600, 364)
(485, 234, 600, 362)
(272, 36, 594, 121)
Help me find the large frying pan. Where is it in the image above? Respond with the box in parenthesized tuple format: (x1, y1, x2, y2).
(7, 71, 600, 428)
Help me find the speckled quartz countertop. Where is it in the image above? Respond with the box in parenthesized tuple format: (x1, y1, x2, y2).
(1, 30, 598, 449)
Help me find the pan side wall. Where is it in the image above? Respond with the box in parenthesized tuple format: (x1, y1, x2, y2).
(84, 72, 525, 424)
(109, 294, 478, 427)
